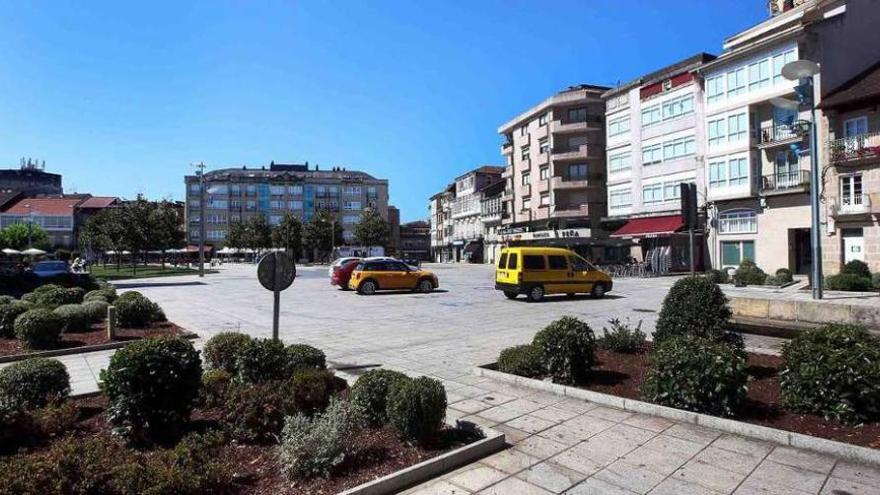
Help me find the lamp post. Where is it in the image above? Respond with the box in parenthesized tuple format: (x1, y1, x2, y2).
(780, 59, 823, 299)
(192, 162, 206, 278)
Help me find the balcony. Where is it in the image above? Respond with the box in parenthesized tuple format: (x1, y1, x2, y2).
(760, 170, 810, 196)
(550, 175, 601, 190)
(501, 141, 513, 155)
(535, 180, 550, 194)
(501, 189, 513, 201)
(550, 144, 593, 162)
(520, 184, 532, 197)
(550, 115, 603, 134)
(551, 203, 590, 219)
(757, 121, 809, 148)
(829, 131, 880, 166)
(832, 194, 878, 218)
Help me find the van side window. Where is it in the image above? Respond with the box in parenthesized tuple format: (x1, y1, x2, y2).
(569, 256, 589, 271)
(523, 255, 546, 270)
(507, 253, 518, 270)
(548, 255, 568, 270)
(498, 253, 508, 269)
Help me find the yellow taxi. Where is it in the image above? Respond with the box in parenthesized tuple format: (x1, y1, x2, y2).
(349, 259, 439, 295)
(494, 246, 612, 302)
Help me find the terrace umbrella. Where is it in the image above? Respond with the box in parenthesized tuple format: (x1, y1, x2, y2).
(21, 248, 46, 256)
(2, 248, 20, 255)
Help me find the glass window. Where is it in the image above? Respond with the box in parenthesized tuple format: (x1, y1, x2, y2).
(548, 255, 568, 270)
(522, 173, 530, 185)
(569, 256, 589, 271)
(726, 68, 746, 97)
(707, 75, 725, 104)
(748, 59, 770, 91)
(498, 253, 508, 268)
(642, 144, 662, 166)
(539, 137, 549, 154)
(773, 49, 797, 85)
(538, 113, 548, 126)
(567, 107, 587, 122)
(609, 189, 632, 208)
(569, 163, 589, 179)
(662, 95, 694, 120)
(540, 193, 550, 206)
(708, 119, 726, 147)
(641, 104, 661, 127)
(719, 210, 757, 234)
(521, 145, 530, 161)
(709, 161, 727, 188)
(507, 253, 518, 269)
(608, 117, 630, 136)
(728, 113, 747, 142)
(642, 184, 663, 203)
(608, 153, 631, 173)
(729, 158, 748, 186)
(523, 255, 546, 270)
(539, 166, 549, 180)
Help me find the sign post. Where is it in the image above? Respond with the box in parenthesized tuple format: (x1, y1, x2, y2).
(257, 251, 296, 341)
(680, 183, 698, 275)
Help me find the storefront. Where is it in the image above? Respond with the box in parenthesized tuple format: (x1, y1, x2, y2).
(610, 215, 704, 273)
(499, 227, 609, 262)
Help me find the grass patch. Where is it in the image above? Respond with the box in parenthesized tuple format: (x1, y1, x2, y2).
(89, 265, 214, 280)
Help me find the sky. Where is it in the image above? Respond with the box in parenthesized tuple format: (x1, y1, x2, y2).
(0, 1, 767, 222)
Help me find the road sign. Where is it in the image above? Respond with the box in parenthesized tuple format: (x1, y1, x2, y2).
(257, 251, 296, 341)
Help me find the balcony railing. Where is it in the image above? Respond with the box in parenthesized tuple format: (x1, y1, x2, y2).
(551, 203, 590, 218)
(833, 193, 875, 216)
(829, 131, 880, 164)
(758, 121, 808, 146)
(761, 170, 810, 192)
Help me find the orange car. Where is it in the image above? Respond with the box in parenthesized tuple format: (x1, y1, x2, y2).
(348, 259, 438, 295)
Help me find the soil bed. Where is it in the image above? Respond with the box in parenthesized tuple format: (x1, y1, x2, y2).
(0, 321, 184, 358)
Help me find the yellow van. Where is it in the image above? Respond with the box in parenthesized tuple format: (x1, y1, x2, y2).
(494, 246, 612, 302)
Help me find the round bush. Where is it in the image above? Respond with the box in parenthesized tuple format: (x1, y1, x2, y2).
(21, 285, 80, 308)
(81, 300, 109, 323)
(0, 295, 16, 305)
(100, 337, 202, 441)
(286, 344, 326, 372)
(114, 293, 162, 328)
(774, 268, 793, 283)
(0, 358, 70, 410)
(386, 376, 446, 442)
(203, 332, 253, 373)
(842, 260, 872, 279)
(654, 276, 733, 346)
(53, 304, 92, 332)
(733, 260, 767, 286)
(780, 324, 880, 424)
(280, 398, 358, 479)
(497, 344, 544, 378)
(14, 309, 65, 349)
(825, 273, 874, 292)
(235, 338, 292, 383)
(350, 369, 411, 426)
(705, 269, 729, 284)
(84, 288, 117, 303)
(642, 335, 749, 417)
(0, 301, 32, 338)
(532, 316, 596, 384)
(199, 368, 233, 409)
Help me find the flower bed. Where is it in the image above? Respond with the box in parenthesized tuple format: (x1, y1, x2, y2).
(0, 321, 184, 359)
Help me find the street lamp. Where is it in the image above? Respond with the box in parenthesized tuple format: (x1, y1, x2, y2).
(191, 162, 206, 278)
(780, 59, 823, 299)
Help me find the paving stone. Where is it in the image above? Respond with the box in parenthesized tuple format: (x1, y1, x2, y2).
(531, 405, 580, 423)
(554, 398, 599, 414)
(447, 464, 509, 492)
(492, 423, 533, 444)
(831, 461, 880, 486)
(502, 398, 546, 415)
(711, 434, 775, 458)
(460, 414, 499, 431)
(565, 477, 639, 494)
(537, 423, 590, 445)
(516, 460, 587, 493)
(747, 460, 828, 494)
(640, 432, 705, 458)
(766, 446, 836, 474)
(620, 444, 693, 476)
(692, 445, 764, 475)
(673, 458, 748, 493)
(593, 459, 666, 494)
(476, 476, 553, 495)
(622, 413, 674, 433)
(505, 414, 557, 434)
(584, 405, 633, 423)
(550, 445, 605, 476)
(562, 414, 618, 439)
(477, 405, 523, 424)
(481, 448, 540, 474)
(648, 477, 724, 495)
(820, 476, 880, 495)
(663, 423, 721, 445)
(403, 480, 473, 495)
(514, 435, 570, 459)
(451, 399, 494, 415)
(733, 477, 813, 495)
(476, 392, 517, 406)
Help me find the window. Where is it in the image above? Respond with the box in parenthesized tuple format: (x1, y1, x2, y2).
(230, 199, 241, 209)
(707, 75, 725, 104)
(522, 173, 530, 185)
(663, 183, 679, 201)
(246, 200, 256, 210)
(662, 95, 694, 120)
(269, 185, 285, 196)
(641, 104, 661, 127)
(522, 198, 531, 210)
(608, 153, 631, 173)
(709, 161, 728, 188)
(342, 215, 358, 225)
(539, 166, 549, 180)
(523, 255, 546, 270)
(539, 137, 549, 154)
(642, 143, 662, 165)
(662, 136, 696, 161)
(188, 199, 200, 208)
(727, 113, 747, 142)
(840, 174, 863, 206)
(548, 255, 568, 270)
(772, 49, 797, 85)
(189, 183, 201, 193)
(521, 145, 530, 161)
(497, 253, 508, 268)
(642, 184, 663, 204)
(246, 185, 257, 195)
(270, 200, 284, 209)
(230, 185, 241, 195)
(288, 200, 303, 210)
(748, 59, 770, 91)
(728, 158, 748, 186)
(520, 125, 527, 136)
(567, 107, 587, 122)
(507, 253, 518, 269)
(718, 210, 757, 234)
(269, 215, 282, 226)
(569, 163, 589, 179)
(288, 185, 303, 195)
(343, 186, 362, 195)
(608, 117, 630, 136)
(208, 199, 228, 208)
(343, 201, 362, 210)
(708, 118, 726, 147)
(721, 240, 755, 267)
(538, 113, 548, 126)
(207, 230, 226, 241)
(609, 189, 632, 209)
(726, 68, 746, 97)
(540, 193, 550, 206)
(569, 256, 589, 271)
(844, 117, 868, 138)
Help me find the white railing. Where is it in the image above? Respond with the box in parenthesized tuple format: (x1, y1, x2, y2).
(836, 193, 871, 214)
(829, 131, 880, 164)
(718, 215, 757, 234)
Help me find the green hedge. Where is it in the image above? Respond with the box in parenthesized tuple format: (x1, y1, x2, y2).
(0, 358, 70, 410)
(203, 332, 253, 373)
(532, 316, 596, 384)
(654, 276, 736, 347)
(825, 273, 874, 292)
(350, 369, 411, 426)
(386, 376, 446, 442)
(497, 344, 544, 378)
(14, 309, 65, 349)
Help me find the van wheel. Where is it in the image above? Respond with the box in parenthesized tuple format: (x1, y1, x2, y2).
(503, 291, 518, 299)
(566, 293, 575, 298)
(417, 279, 433, 293)
(527, 285, 545, 302)
(591, 284, 606, 299)
(359, 280, 377, 295)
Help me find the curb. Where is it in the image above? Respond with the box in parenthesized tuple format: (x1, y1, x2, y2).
(0, 331, 198, 364)
(473, 365, 880, 466)
(339, 423, 506, 495)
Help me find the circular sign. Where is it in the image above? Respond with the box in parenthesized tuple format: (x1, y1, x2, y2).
(257, 251, 296, 291)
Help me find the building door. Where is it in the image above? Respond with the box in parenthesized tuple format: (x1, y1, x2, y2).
(842, 228, 865, 264)
(790, 228, 811, 275)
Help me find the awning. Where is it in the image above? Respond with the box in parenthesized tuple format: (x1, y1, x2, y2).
(463, 240, 483, 254)
(184, 245, 214, 253)
(610, 215, 684, 238)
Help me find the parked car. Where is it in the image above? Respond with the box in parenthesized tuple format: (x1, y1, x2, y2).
(349, 259, 439, 295)
(330, 259, 360, 289)
(494, 246, 612, 302)
(328, 257, 361, 276)
(32, 260, 70, 278)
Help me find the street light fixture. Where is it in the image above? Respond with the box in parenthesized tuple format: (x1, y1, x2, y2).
(780, 59, 822, 299)
(191, 162, 206, 278)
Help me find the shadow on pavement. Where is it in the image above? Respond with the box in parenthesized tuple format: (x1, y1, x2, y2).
(508, 294, 624, 303)
(113, 281, 208, 289)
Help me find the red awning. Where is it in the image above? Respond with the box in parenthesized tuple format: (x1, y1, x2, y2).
(611, 215, 684, 238)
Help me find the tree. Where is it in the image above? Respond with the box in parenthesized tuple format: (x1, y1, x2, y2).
(1, 223, 50, 250)
(79, 206, 129, 270)
(303, 209, 343, 262)
(148, 200, 185, 268)
(244, 214, 272, 256)
(354, 209, 390, 248)
(272, 212, 303, 258)
(226, 220, 246, 254)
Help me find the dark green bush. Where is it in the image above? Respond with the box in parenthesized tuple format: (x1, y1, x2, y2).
(386, 376, 446, 442)
(199, 369, 233, 409)
(235, 338, 291, 383)
(114, 292, 164, 328)
(598, 318, 646, 353)
(532, 316, 596, 384)
(84, 288, 117, 303)
(14, 309, 65, 349)
(280, 399, 359, 479)
(289, 369, 345, 414)
(733, 259, 767, 286)
(202, 332, 252, 373)
(774, 268, 793, 283)
(100, 337, 202, 442)
(350, 368, 411, 426)
(497, 344, 544, 378)
(842, 260, 872, 279)
(654, 276, 734, 346)
(780, 324, 880, 424)
(22, 284, 82, 308)
(0, 295, 15, 305)
(0, 358, 70, 410)
(286, 344, 326, 372)
(825, 273, 874, 292)
(0, 301, 32, 338)
(82, 300, 109, 323)
(642, 335, 749, 417)
(53, 304, 92, 332)
(705, 269, 729, 284)
(873, 273, 880, 289)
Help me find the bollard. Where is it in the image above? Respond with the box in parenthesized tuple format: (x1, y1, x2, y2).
(107, 305, 116, 340)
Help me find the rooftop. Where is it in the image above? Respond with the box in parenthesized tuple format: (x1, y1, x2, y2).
(498, 84, 610, 134)
(191, 162, 385, 183)
(818, 60, 880, 110)
(603, 53, 716, 98)
(78, 196, 119, 209)
(4, 197, 81, 216)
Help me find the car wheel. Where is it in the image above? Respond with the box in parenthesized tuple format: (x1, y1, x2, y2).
(527, 285, 545, 302)
(566, 293, 575, 298)
(591, 283, 606, 299)
(417, 279, 433, 293)
(503, 291, 518, 299)
(359, 280, 377, 295)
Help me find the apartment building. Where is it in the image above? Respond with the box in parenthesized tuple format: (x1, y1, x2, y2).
(398, 220, 431, 262)
(479, 179, 506, 265)
(183, 162, 390, 248)
(428, 184, 454, 262)
(497, 85, 610, 260)
(0, 195, 120, 248)
(602, 53, 716, 271)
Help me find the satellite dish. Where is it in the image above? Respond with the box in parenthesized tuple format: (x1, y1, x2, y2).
(770, 97, 800, 110)
(781, 60, 819, 81)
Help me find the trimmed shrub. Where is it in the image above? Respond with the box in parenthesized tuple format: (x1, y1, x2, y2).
(0, 300, 32, 338)
(114, 292, 164, 328)
(642, 335, 749, 417)
(22, 285, 82, 308)
(199, 369, 233, 409)
(0, 358, 70, 410)
(705, 269, 729, 284)
(350, 369, 411, 426)
(386, 376, 446, 442)
(53, 304, 92, 332)
(100, 337, 202, 441)
(825, 273, 874, 292)
(0, 295, 16, 305)
(82, 300, 109, 323)
(780, 324, 880, 424)
(733, 259, 767, 286)
(532, 316, 596, 384)
(84, 288, 117, 303)
(598, 318, 646, 353)
(842, 259, 872, 279)
(235, 338, 291, 383)
(653, 276, 733, 346)
(289, 369, 345, 414)
(286, 344, 326, 372)
(774, 268, 793, 283)
(14, 308, 65, 349)
(280, 398, 359, 479)
(202, 332, 252, 373)
(497, 344, 544, 378)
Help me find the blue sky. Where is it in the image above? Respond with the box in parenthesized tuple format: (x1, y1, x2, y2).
(0, 1, 766, 222)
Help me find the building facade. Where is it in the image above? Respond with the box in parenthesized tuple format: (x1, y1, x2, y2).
(183, 162, 389, 248)
(0, 160, 62, 196)
(428, 184, 454, 262)
(479, 179, 506, 264)
(602, 53, 716, 271)
(449, 166, 504, 263)
(0, 195, 119, 249)
(497, 84, 610, 261)
(398, 220, 431, 261)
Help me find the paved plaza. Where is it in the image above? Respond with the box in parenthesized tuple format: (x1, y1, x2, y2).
(4, 263, 879, 494)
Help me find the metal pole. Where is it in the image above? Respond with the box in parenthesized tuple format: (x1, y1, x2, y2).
(808, 79, 823, 299)
(689, 228, 695, 276)
(272, 289, 280, 341)
(197, 162, 206, 278)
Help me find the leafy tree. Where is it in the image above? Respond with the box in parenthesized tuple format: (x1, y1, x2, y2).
(272, 212, 303, 257)
(303, 210, 343, 262)
(1, 223, 50, 250)
(354, 209, 390, 248)
(244, 214, 272, 254)
(79, 206, 129, 269)
(226, 220, 246, 253)
(148, 200, 185, 268)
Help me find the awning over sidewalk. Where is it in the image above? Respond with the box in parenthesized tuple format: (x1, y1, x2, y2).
(610, 215, 684, 238)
